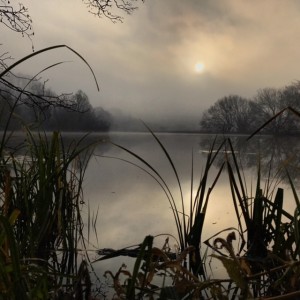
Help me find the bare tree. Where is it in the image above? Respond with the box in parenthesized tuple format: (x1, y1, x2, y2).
(200, 82, 300, 135)
(0, 74, 76, 122)
(253, 83, 300, 134)
(200, 95, 254, 133)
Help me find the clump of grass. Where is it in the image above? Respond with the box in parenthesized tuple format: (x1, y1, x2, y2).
(0, 129, 98, 298)
(0, 45, 101, 299)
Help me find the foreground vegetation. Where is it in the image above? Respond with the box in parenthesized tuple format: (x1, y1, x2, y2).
(0, 130, 100, 299)
(0, 45, 105, 299)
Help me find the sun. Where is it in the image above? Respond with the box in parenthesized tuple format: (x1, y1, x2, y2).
(194, 62, 205, 73)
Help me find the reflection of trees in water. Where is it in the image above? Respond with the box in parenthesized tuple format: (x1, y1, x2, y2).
(199, 135, 300, 188)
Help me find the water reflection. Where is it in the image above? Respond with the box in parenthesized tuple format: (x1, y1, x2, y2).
(198, 134, 300, 188)
(79, 133, 300, 290)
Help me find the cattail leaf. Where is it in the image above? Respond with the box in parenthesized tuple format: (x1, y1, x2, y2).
(211, 254, 247, 291)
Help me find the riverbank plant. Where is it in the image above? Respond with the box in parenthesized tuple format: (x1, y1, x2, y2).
(0, 46, 101, 299)
(0, 130, 97, 299)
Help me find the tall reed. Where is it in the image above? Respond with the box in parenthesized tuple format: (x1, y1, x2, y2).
(0, 45, 100, 299)
(96, 129, 233, 297)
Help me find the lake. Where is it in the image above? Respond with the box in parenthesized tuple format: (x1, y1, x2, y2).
(79, 131, 300, 293)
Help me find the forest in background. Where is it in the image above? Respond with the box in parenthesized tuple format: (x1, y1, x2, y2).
(0, 76, 112, 132)
(200, 81, 300, 135)
(2, 71, 300, 135)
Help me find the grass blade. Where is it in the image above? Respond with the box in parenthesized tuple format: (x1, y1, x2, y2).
(0, 44, 99, 91)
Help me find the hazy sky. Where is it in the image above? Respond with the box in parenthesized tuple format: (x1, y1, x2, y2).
(3, 0, 300, 123)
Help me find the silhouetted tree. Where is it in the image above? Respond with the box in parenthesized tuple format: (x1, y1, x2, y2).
(253, 82, 300, 134)
(0, 75, 75, 123)
(44, 90, 111, 132)
(0, 78, 111, 131)
(94, 106, 112, 130)
(73, 90, 92, 113)
(70, 90, 98, 131)
(200, 95, 254, 133)
(201, 82, 300, 135)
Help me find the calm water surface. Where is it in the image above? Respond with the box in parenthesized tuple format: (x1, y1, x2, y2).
(81, 132, 300, 285)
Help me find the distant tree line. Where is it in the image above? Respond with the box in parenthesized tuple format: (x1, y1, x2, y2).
(200, 81, 300, 135)
(0, 78, 112, 132)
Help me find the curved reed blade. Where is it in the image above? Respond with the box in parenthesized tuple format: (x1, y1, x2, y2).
(189, 150, 194, 234)
(194, 137, 226, 216)
(0, 45, 99, 91)
(126, 235, 154, 299)
(247, 106, 300, 140)
(286, 168, 300, 207)
(271, 188, 284, 254)
(227, 138, 248, 207)
(0, 215, 27, 298)
(99, 155, 174, 208)
(141, 122, 187, 239)
(110, 142, 185, 249)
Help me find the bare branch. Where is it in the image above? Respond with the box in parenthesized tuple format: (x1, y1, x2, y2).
(0, 76, 76, 112)
(82, 0, 144, 23)
(0, 1, 33, 37)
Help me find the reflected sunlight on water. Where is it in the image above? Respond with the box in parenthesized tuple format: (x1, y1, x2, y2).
(81, 132, 300, 290)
